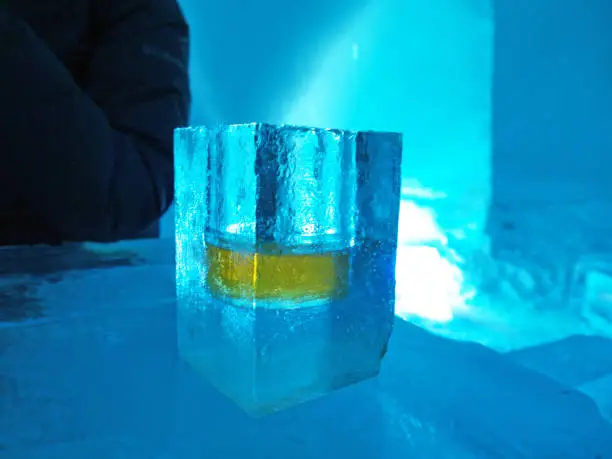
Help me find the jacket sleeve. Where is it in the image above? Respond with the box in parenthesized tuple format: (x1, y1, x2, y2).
(0, 1, 190, 243)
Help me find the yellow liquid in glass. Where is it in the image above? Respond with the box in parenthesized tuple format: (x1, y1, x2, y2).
(206, 244, 349, 302)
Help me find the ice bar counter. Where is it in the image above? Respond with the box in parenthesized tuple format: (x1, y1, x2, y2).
(174, 123, 402, 415)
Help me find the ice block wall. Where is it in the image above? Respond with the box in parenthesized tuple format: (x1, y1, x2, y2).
(489, 0, 612, 292)
(164, 0, 493, 254)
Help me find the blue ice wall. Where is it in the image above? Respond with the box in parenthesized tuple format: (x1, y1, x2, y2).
(163, 0, 493, 243)
(490, 0, 612, 272)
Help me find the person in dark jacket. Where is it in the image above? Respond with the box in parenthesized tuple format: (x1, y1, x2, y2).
(0, 0, 190, 245)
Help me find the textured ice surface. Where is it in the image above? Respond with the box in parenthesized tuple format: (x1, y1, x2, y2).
(569, 257, 612, 334)
(390, 188, 612, 423)
(174, 123, 402, 415)
(2, 277, 611, 459)
(393, 191, 612, 355)
(1, 241, 612, 458)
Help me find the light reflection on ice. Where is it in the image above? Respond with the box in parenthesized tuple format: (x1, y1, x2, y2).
(394, 188, 612, 353)
(394, 197, 474, 323)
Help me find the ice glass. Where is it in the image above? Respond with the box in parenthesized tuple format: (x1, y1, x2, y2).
(175, 123, 402, 416)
